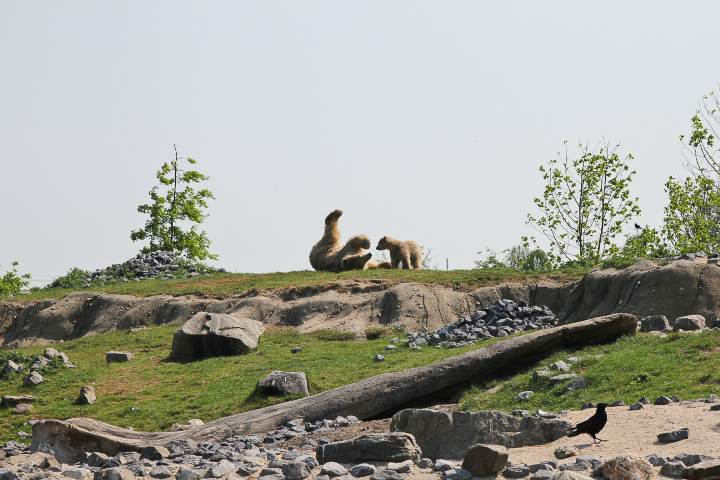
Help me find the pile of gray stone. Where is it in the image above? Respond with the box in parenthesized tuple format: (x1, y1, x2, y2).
(0, 347, 74, 390)
(404, 300, 558, 349)
(49, 251, 224, 289)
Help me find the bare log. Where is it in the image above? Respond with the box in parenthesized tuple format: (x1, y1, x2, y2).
(32, 313, 636, 462)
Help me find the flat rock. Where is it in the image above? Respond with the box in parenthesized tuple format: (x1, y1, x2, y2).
(316, 433, 421, 464)
(171, 312, 265, 360)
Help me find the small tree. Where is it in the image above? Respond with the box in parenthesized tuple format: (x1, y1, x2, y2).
(131, 146, 217, 261)
(0, 262, 31, 295)
(527, 141, 641, 265)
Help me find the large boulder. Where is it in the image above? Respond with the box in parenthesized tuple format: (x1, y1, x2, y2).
(390, 408, 571, 460)
(171, 312, 264, 360)
(315, 433, 422, 464)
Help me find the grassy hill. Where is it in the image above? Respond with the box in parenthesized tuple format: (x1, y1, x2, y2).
(3, 264, 718, 446)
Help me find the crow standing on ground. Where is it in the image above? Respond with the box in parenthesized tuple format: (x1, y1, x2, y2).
(567, 403, 609, 444)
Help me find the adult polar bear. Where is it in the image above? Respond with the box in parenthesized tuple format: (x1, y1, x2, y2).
(309, 209, 372, 272)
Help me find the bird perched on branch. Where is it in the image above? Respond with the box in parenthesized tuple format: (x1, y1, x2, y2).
(567, 403, 609, 444)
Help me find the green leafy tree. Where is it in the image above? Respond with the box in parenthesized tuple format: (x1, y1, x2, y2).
(131, 146, 217, 261)
(618, 226, 670, 259)
(527, 141, 641, 265)
(0, 262, 31, 295)
(664, 90, 720, 253)
(663, 175, 720, 253)
(503, 245, 553, 271)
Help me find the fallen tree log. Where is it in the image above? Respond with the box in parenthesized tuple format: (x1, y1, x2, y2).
(31, 313, 637, 462)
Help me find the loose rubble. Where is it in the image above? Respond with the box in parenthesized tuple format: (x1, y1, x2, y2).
(48, 251, 224, 289)
(403, 299, 558, 350)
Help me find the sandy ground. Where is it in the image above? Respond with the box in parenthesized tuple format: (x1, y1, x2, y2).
(289, 402, 720, 465)
(505, 402, 720, 465)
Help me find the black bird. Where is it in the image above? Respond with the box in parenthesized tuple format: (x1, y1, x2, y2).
(634, 223, 642, 230)
(567, 403, 609, 444)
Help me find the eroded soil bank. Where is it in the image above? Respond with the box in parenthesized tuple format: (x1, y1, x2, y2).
(1, 259, 719, 348)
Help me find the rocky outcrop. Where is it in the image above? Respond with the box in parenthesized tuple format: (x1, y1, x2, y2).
(390, 409, 572, 459)
(4, 258, 720, 348)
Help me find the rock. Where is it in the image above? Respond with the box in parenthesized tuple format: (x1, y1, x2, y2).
(549, 374, 577, 385)
(62, 468, 91, 479)
(533, 370, 552, 381)
(139, 446, 169, 461)
(76, 386, 96, 405)
(105, 352, 135, 363)
(386, 460, 413, 473)
(291, 347, 302, 354)
(175, 468, 204, 480)
(349, 464, 376, 477)
(514, 391, 534, 401)
(321, 463, 348, 477)
(171, 312, 265, 360)
(207, 460, 239, 478)
(554, 446, 579, 459)
(644, 454, 667, 466)
(418, 458, 434, 469)
(317, 433, 421, 464)
(639, 315, 670, 332)
(461, 444, 508, 477)
(371, 472, 405, 480)
(373, 355, 385, 362)
(659, 461, 686, 477)
(104, 468, 136, 480)
(390, 408, 571, 460)
(530, 471, 555, 480)
(23, 371, 45, 387)
(148, 466, 172, 479)
(281, 461, 310, 480)
(685, 459, 720, 480)
(673, 454, 713, 466)
(565, 377, 589, 392)
(12, 404, 33, 414)
(658, 427, 689, 443)
(553, 472, 595, 480)
(257, 371, 309, 397)
(433, 460, 456, 472)
(629, 402, 644, 411)
(504, 465, 531, 477)
(601, 455, 654, 480)
(655, 395, 674, 405)
(549, 361, 571, 372)
(2, 360, 24, 377)
(1, 396, 36, 407)
(441, 469, 473, 480)
(674, 315, 706, 331)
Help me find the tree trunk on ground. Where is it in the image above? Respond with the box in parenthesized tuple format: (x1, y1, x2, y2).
(31, 313, 637, 462)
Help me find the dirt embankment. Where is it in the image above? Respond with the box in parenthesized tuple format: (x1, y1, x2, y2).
(1, 259, 719, 348)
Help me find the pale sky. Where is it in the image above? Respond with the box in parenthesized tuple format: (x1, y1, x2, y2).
(3, 2, 720, 287)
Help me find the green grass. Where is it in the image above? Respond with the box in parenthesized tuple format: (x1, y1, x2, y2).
(2, 324, 719, 446)
(459, 330, 720, 412)
(6, 265, 597, 302)
(0, 324, 490, 443)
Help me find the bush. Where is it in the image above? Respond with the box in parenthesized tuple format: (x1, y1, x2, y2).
(0, 262, 31, 296)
